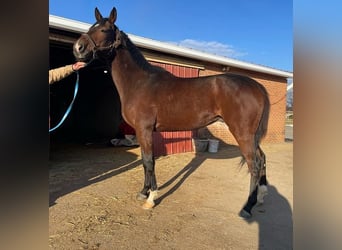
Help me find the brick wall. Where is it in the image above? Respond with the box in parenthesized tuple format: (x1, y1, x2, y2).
(198, 64, 287, 145)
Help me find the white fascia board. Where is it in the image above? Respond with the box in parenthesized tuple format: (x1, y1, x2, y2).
(287, 82, 293, 91)
(129, 34, 293, 78)
(49, 15, 293, 79)
(49, 15, 89, 33)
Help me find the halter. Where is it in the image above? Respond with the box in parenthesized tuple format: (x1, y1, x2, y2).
(82, 28, 122, 61)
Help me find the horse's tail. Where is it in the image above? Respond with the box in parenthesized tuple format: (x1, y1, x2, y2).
(255, 85, 270, 147)
(240, 85, 270, 166)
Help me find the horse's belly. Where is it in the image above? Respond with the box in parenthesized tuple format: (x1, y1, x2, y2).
(155, 111, 220, 131)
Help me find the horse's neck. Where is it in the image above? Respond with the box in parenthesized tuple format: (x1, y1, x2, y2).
(110, 48, 147, 99)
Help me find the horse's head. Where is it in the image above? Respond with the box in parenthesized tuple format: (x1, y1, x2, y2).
(73, 7, 122, 63)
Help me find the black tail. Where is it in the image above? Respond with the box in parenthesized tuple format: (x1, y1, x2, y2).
(255, 85, 270, 146)
(240, 85, 270, 167)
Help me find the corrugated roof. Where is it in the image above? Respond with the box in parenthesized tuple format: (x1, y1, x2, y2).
(49, 15, 293, 79)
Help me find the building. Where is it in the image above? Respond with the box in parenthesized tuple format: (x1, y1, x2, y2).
(49, 15, 293, 156)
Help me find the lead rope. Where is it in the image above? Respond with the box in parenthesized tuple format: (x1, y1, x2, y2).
(49, 71, 79, 133)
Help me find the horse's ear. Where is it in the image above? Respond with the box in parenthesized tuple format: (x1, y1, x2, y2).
(95, 7, 103, 21)
(109, 7, 117, 24)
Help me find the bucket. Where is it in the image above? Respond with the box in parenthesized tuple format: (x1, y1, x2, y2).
(192, 139, 209, 152)
(208, 139, 219, 153)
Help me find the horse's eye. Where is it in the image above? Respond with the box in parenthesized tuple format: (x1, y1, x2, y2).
(101, 29, 111, 34)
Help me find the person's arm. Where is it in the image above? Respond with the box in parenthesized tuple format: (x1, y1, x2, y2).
(49, 62, 86, 84)
(49, 64, 74, 84)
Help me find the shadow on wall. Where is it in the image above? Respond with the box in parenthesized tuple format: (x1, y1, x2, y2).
(196, 119, 238, 146)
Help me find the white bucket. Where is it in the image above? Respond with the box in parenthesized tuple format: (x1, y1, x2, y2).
(193, 139, 209, 152)
(208, 139, 219, 153)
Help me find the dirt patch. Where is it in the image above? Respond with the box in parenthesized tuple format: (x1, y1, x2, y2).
(49, 142, 293, 249)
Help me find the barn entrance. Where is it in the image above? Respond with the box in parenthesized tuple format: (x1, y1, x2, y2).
(49, 40, 122, 144)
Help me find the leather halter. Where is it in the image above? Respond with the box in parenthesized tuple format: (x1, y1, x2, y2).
(82, 28, 122, 61)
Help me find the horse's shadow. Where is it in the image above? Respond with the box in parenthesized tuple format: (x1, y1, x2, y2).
(49, 141, 142, 207)
(154, 139, 242, 206)
(154, 142, 293, 249)
(243, 184, 293, 249)
(49, 135, 241, 208)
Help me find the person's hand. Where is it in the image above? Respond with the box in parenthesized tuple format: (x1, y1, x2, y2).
(72, 61, 87, 71)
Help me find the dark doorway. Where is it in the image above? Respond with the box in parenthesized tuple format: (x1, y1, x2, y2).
(49, 41, 121, 144)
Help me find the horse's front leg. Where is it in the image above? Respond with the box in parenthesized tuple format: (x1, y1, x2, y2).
(135, 127, 158, 209)
(140, 150, 158, 209)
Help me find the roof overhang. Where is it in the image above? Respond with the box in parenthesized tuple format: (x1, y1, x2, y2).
(49, 15, 293, 79)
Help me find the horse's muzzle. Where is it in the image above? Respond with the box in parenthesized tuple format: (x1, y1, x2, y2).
(73, 36, 92, 61)
(73, 39, 93, 63)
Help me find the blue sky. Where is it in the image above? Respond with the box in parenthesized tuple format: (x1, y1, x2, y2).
(49, 0, 293, 72)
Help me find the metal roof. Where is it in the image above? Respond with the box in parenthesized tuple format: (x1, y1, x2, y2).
(49, 15, 293, 79)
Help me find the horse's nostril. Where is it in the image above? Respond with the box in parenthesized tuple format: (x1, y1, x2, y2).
(74, 40, 85, 53)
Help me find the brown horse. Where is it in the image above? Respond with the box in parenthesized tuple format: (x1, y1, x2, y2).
(73, 7, 270, 218)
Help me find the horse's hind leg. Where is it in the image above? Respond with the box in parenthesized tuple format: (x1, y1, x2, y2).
(256, 146, 268, 204)
(238, 145, 268, 218)
(232, 136, 260, 218)
(240, 166, 259, 218)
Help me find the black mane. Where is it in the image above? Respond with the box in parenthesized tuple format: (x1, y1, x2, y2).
(120, 31, 168, 74)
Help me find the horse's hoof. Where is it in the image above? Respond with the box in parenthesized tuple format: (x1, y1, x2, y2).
(142, 201, 155, 210)
(136, 193, 147, 201)
(239, 209, 252, 219)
